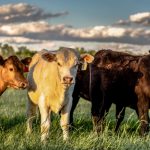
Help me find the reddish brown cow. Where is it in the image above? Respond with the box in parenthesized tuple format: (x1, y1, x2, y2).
(0, 55, 31, 95)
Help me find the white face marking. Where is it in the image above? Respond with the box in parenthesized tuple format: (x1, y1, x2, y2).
(57, 58, 78, 85)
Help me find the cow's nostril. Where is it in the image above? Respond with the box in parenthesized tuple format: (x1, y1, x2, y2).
(63, 76, 73, 83)
(21, 82, 27, 88)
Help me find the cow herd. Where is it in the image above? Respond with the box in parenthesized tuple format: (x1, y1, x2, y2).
(1, 47, 150, 142)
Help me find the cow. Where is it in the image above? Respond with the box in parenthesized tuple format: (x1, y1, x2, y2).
(93, 49, 150, 135)
(0, 55, 31, 95)
(26, 47, 94, 142)
(71, 49, 150, 136)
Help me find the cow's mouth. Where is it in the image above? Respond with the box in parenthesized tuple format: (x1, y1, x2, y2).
(8, 84, 20, 89)
(62, 82, 74, 86)
(8, 82, 27, 89)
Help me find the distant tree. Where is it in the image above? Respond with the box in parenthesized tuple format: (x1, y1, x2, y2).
(0, 43, 15, 57)
(16, 46, 36, 58)
(59, 46, 96, 56)
(76, 47, 96, 55)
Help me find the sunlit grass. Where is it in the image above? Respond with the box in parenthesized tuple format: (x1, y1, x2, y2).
(0, 89, 150, 150)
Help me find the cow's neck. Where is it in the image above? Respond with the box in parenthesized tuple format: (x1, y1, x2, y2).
(0, 67, 7, 95)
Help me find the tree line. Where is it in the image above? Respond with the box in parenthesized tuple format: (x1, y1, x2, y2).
(0, 43, 96, 58)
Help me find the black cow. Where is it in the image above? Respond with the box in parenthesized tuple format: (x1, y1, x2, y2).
(71, 49, 150, 135)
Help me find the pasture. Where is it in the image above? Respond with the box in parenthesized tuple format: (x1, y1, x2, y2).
(0, 89, 150, 150)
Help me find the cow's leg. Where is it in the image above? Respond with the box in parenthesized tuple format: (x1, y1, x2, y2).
(92, 100, 112, 134)
(137, 96, 149, 136)
(26, 96, 37, 134)
(70, 96, 80, 126)
(92, 104, 105, 134)
(60, 97, 72, 141)
(91, 83, 106, 134)
(38, 95, 50, 142)
(39, 107, 50, 142)
(136, 107, 150, 124)
(115, 105, 125, 132)
(91, 93, 109, 134)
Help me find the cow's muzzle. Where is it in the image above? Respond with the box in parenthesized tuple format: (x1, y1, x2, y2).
(62, 76, 74, 85)
(9, 80, 29, 89)
(19, 81, 28, 89)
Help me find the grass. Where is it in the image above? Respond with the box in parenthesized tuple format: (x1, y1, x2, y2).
(0, 89, 150, 150)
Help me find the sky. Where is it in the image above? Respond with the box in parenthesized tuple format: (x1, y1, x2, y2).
(0, 0, 150, 54)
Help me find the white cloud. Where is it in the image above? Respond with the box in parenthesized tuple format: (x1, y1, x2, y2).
(0, 36, 43, 44)
(0, 21, 51, 35)
(129, 12, 150, 25)
(115, 12, 150, 26)
(13, 41, 150, 56)
(0, 21, 150, 45)
(0, 3, 68, 24)
(0, 3, 150, 50)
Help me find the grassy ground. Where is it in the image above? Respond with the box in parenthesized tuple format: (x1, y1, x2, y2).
(0, 89, 150, 150)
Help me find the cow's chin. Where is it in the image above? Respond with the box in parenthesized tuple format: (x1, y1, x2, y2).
(8, 84, 25, 90)
(62, 82, 74, 87)
(8, 84, 19, 89)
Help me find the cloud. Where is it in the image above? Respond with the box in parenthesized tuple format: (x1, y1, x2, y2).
(129, 12, 150, 25)
(1, 21, 150, 45)
(115, 12, 150, 26)
(114, 19, 131, 26)
(5, 39, 150, 56)
(0, 3, 68, 24)
(0, 3, 150, 47)
(0, 36, 43, 44)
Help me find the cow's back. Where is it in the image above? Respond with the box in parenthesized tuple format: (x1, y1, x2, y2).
(93, 49, 141, 70)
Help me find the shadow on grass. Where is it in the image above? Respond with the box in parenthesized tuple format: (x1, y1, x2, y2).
(71, 118, 141, 137)
(0, 115, 26, 131)
(0, 113, 141, 137)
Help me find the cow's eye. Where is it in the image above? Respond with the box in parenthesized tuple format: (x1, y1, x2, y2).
(57, 62, 62, 67)
(9, 68, 13, 71)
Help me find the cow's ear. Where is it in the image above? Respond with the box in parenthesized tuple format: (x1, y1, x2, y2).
(80, 54, 94, 63)
(42, 53, 57, 62)
(80, 54, 94, 70)
(0, 55, 4, 65)
(21, 57, 32, 65)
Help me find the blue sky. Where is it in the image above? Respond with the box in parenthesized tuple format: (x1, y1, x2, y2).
(0, 0, 150, 53)
(1, 0, 150, 27)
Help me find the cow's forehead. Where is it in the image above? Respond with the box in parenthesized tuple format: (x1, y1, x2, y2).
(56, 48, 80, 64)
(5, 56, 23, 69)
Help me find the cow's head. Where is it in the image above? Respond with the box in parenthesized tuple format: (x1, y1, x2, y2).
(0, 56, 31, 89)
(42, 47, 94, 86)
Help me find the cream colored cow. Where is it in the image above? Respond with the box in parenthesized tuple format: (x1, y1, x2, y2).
(26, 47, 93, 142)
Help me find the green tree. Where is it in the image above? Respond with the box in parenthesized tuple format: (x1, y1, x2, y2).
(0, 43, 15, 57)
(16, 46, 36, 58)
(76, 47, 96, 55)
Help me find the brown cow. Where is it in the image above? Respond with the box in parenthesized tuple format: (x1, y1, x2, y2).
(93, 50, 150, 135)
(71, 49, 150, 135)
(0, 55, 31, 95)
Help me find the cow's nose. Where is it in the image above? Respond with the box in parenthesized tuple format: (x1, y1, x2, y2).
(63, 76, 73, 83)
(20, 82, 28, 88)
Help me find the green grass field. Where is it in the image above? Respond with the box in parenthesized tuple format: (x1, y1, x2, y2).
(0, 89, 150, 150)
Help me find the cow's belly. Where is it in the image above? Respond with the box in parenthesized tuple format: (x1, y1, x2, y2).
(28, 89, 69, 114)
(50, 101, 64, 114)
